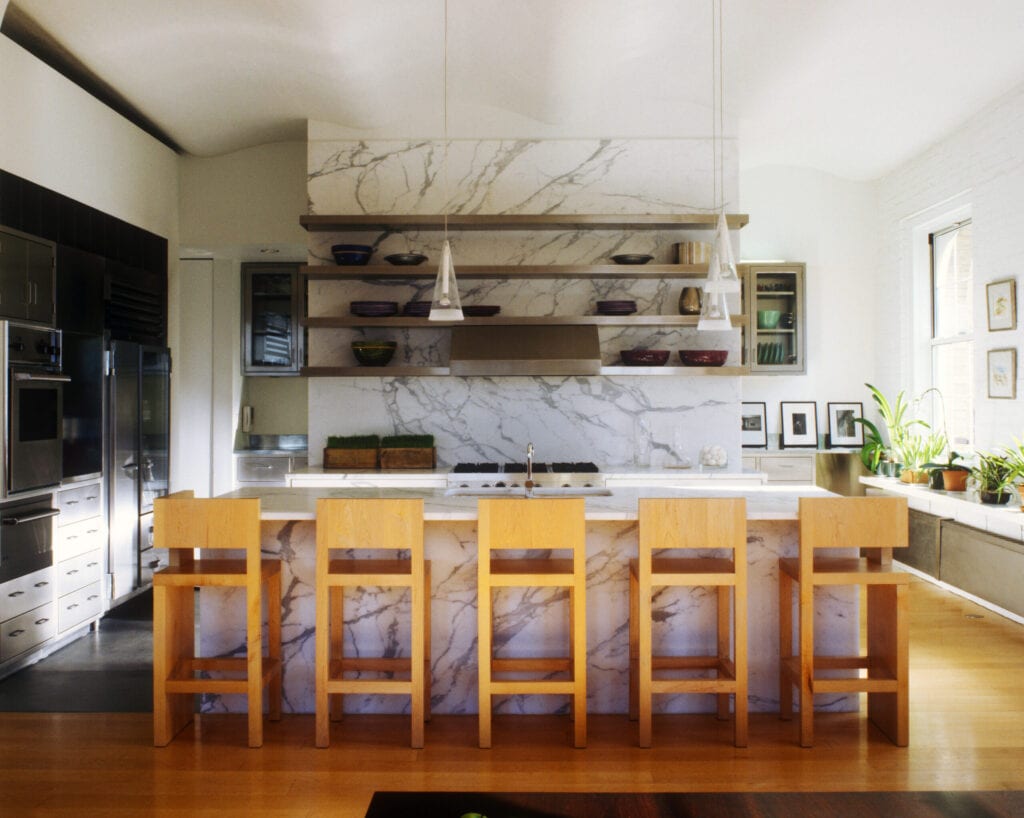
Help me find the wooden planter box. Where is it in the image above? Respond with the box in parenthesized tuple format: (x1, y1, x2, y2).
(379, 447, 437, 469)
(322, 448, 379, 469)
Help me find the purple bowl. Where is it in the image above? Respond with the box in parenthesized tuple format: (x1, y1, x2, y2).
(678, 349, 728, 367)
(620, 349, 670, 366)
(332, 244, 373, 265)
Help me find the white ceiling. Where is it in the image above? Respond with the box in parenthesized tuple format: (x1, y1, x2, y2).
(7, 0, 1024, 180)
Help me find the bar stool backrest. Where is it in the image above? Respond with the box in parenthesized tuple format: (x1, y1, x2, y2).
(638, 497, 746, 554)
(478, 498, 585, 551)
(316, 498, 424, 555)
(153, 490, 262, 567)
(798, 496, 908, 564)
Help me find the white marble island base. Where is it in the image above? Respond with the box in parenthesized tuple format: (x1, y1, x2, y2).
(199, 487, 856, 717)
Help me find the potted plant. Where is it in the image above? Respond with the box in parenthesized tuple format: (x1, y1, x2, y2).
(856, 418, 888, 474)
(894, 430, 947, 485)
(971, 452, 1015, 504)
(1002, 437, 1024, 510)
(921, 450, 970, 492)
(859, 383, 931, 479)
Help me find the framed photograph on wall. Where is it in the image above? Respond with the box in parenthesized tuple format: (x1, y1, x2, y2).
(986, 278, 1017, 331)
(987, 348, 1017, 399)
(780, 401, 818, 449)
(826, 402, 864, 448)
(741, 402, 768, 448)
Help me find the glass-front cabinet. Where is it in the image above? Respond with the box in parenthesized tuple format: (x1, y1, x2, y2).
(742, 262, 806, 374)
(242, 262, 304, 375)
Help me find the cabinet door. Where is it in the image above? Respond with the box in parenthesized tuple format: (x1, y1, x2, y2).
(25, 235, 56, 325)
(744, 263, 806, 374)
(242, 263, 303, 375)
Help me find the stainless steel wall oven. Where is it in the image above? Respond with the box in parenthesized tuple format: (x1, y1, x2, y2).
(2, 321, 67, 498)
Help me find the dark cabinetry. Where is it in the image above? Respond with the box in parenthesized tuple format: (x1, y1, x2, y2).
(242, 263, 304, 375)
(0, 225, 55, 324)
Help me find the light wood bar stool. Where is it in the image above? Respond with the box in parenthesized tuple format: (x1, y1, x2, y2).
(628, 497, 748, 748)
(779, 496, 910, 747)
(315, 498, 430, 748)
(152, 491, 282, 747)
(477, 497, 587, 749)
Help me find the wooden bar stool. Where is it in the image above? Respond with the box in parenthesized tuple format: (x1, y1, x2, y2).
(315, 498, 430, 748)
(477, 497, 587, 749)
(152, 491, 282, 747)
(629, 497, 748, 748)
(779, 496, 910, 747)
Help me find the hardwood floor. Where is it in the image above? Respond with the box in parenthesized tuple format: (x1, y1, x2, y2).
(1, 577, 1022, 817)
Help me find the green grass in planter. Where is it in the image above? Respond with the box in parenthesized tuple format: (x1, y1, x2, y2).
(381, 434, 435, 449)
(326, 434, 380, 449)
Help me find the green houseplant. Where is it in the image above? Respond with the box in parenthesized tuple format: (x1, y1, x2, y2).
(921, 450, 970, 492)
(1002, 437, 1024, 510)
(971, 452, 1015, 504)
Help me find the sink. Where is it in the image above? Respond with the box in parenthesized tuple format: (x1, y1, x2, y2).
(444, 486, 611, 497)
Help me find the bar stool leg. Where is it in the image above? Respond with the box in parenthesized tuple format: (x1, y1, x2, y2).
(246, 583, 264, 748)
(734, 581, 749, 748)
(637, 565, 652, 749)
(411, 569, 425, 749)
(424, 561, 433, 722)
(716, 585, 730, 721)
(867, 583, 909, 746)
(798, 581, 815, 748)
(572, 580, 587, 749)
(153, 584, 194, 747)
(329, 586, 344, 722)
(477, 562, 493, 749)
(315, 575, 330, 748)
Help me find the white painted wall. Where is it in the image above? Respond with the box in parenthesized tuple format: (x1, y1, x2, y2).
(739, 165, 881, 445)
(0, 38, 178, 242)
(877, 81, 1024, 452)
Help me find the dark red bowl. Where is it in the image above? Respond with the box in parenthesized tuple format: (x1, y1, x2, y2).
(678, 349, 728, 367)
(620, 349, 670, 366)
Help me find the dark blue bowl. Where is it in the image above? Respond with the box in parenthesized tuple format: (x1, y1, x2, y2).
(331, 244, 373, 265)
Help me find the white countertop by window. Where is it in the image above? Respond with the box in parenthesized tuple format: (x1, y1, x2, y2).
(861, 475, 1024, 543)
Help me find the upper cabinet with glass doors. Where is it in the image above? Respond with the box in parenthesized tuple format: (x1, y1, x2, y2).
(742, 262, 806, 374)
(242, 262, 305, 375)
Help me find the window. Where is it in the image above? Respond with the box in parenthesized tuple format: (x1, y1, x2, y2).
(929, 220, 973, 448)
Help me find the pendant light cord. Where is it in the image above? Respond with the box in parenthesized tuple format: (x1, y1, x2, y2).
(711, 0, 724, 213)
(442, 0, 449, 241)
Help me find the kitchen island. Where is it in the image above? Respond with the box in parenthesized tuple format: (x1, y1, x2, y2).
(199, 484, 857, 718)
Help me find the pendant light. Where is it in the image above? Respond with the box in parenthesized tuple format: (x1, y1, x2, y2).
(698, 0, 739, 330)
(429, 0, 463, 322)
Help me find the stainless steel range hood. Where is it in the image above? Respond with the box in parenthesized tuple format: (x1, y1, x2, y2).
(449, 325, 601, 376)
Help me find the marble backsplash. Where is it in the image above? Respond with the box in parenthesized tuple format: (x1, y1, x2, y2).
(306, 128, 743, 468)
(309, 375, 740, 469)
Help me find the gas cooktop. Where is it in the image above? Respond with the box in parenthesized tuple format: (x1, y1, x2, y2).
(451, 461, 599, 474)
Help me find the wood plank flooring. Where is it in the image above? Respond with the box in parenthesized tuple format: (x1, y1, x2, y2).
(1, 577, 1022, 817)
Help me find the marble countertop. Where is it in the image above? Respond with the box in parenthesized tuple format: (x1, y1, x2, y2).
(218, 484, 834, 522)
(861, 475, 1024, 542)
(287, 465, 761, 481)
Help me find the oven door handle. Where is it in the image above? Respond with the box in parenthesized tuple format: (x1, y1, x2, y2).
(12, 373, 72, 383)
(2, 508, 61, 525)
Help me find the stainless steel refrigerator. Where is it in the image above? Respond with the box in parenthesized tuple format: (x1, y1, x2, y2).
(107, 341, 170, 604)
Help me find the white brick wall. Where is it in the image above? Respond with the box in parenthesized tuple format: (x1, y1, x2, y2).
(877, 81, 1024, 451)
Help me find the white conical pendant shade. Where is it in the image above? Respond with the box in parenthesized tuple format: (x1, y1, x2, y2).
(696, 286, 732, 331)
(703, 211, 740, 294)
(428, 239, 463, 321)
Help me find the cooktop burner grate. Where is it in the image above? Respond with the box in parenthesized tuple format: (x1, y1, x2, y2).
(451, 461, 599, 474)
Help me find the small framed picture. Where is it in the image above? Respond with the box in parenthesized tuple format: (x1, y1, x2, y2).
(740, 402, 768, 448)
(987, 348, 1017, 399)
(826, 402, 864, 448)
(780, 401, 818, 449)
(986, 278, 1017, 331)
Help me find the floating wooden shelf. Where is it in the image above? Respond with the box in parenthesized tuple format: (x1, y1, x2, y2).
(302, 264, 711, 280)
(301, 365, 748, 378)
(301, 213, 749, 232)
(304, 315, 747, 329)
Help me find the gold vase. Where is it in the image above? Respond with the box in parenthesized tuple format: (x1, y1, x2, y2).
(678, 287, 702, 315)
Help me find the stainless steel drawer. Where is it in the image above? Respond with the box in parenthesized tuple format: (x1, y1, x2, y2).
(55, 517, 106, 561)
(1, 602, 56, 662)
(0, 566, 55, 623)
(57, 549, 104, 597)
(57, 581, 103, 633)
(56, 483, 103, 525)
(236, 456, 289, 483)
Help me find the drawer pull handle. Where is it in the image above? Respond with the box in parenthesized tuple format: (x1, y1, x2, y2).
(85, 495, 98, 501)
(86, 562, 99, 568)
(67, 603, 79, 610)
(8, 590, 24, 597)
(35, 618, 49, 625)
(65, 499, 79, 505)
(148, 559, 161, 568)
(34, 581, 49, 588)
(87, 595, 99, 601)
(66, 569, 79, 576)
(86, 529, 99, 535)
(9, 629, 25, 637)
(67, 535, 79, 540)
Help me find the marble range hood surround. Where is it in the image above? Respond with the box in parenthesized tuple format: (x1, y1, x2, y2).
(306, 127, 742, 467)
